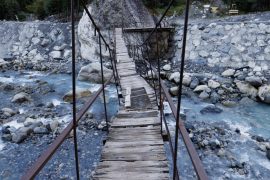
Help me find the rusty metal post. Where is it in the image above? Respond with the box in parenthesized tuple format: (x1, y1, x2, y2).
(71, 0, 80, 179)
(99, 34, 109, 131)
(173, 0, 190, 179)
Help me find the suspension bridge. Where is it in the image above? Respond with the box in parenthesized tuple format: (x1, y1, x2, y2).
(21, 0, 208, 179)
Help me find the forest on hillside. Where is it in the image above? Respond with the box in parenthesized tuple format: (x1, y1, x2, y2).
(1, 0, 270, 21)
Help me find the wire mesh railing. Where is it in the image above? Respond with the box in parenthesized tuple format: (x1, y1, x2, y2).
(21, 0, 120, 179)
(123, 0, 209, 179)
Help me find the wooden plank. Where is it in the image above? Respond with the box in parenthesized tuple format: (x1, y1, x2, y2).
(93, 172, 169, 180)
(104, 141, 164, 148)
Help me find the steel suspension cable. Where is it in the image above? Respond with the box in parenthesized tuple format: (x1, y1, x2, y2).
(71, 0, 80, 179)
(173, 0, 190, 179)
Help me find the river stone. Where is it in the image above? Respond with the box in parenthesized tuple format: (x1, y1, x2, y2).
(11, 92, 31, 103)
(162, 64, 171, 71)
(245, 76, 262, 88)
(183, 75, 192, 86)
(200, 105, 223, 114)
(222, 69, 235, 77)
(208, 80, 220, 89)
(53, 44, 67, 51)
(236, 82, 258, 98)
(222, 100, 237, 107)
(258, 85, 270, 104)
(77, 62, 113, 83)
(49, 51, 62, 59)
(199, 91, 209, 100)
(194, 85, 211, 93)
(18, 127, 33, 135)
(169, 72, 180, 83)
(12, 132, 27, 143)
(199, 50, 209, 58)
(41, 38, 50, 47)
(169, 86, 179, 96)
(33, 127, 49, 134)
(63, 88, 92, 102)
(190, 77, 199, 89)
(49, 121, 59, 132)
(1, 108, 16, 116)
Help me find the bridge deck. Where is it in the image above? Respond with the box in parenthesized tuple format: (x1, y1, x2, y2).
(92, 28, 169, 179)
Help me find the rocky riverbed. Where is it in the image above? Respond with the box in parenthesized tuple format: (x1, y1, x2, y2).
(0, 70, 119, 179)
(138, 11, 270, 179)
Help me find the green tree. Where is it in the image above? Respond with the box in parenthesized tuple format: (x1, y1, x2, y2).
(0, 0, 20, 20)
(26, 0, 47, 19)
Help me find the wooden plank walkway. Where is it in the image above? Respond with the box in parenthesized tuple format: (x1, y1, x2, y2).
(92, 28, 169, 180)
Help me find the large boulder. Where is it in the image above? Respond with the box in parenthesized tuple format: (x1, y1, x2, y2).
(236, 82, 258, 98)
(77, 62, 113, 83)
(258, 85, 270, 104)
(63, 88, 92, 102)
(11, 92, 31, 103)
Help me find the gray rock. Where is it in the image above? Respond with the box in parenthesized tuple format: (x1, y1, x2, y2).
(194, 85, 211, 93)
(33, 127, 49, 134)
(169, 86, 179, 96)
(190, 77, 199, 89)
(18, 127, 33, 135)
(258, 85, 270, 104)
(245, 76, 262, 87)
(236, 81, 258, 98)
(11, 92, 31, 103)
(1, 108, 16, 116)
(41, 39, 50, 47)
(222, 69, 235, 77)
(222, 100, 237, 107)
(49, 121, 59, 132)
(169, 72, 180, 83)
(162, 64, 171, 71)
(200, 105, 223, 114)
(63, 88, 92, 102)
(49, 51, 62, 59)
(210, 91, 220, 104)
(12, 132, 27, 143)
(77, 62, 113, 83)
(208, 79, 220, 89)
(199, 91, 209, 100)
